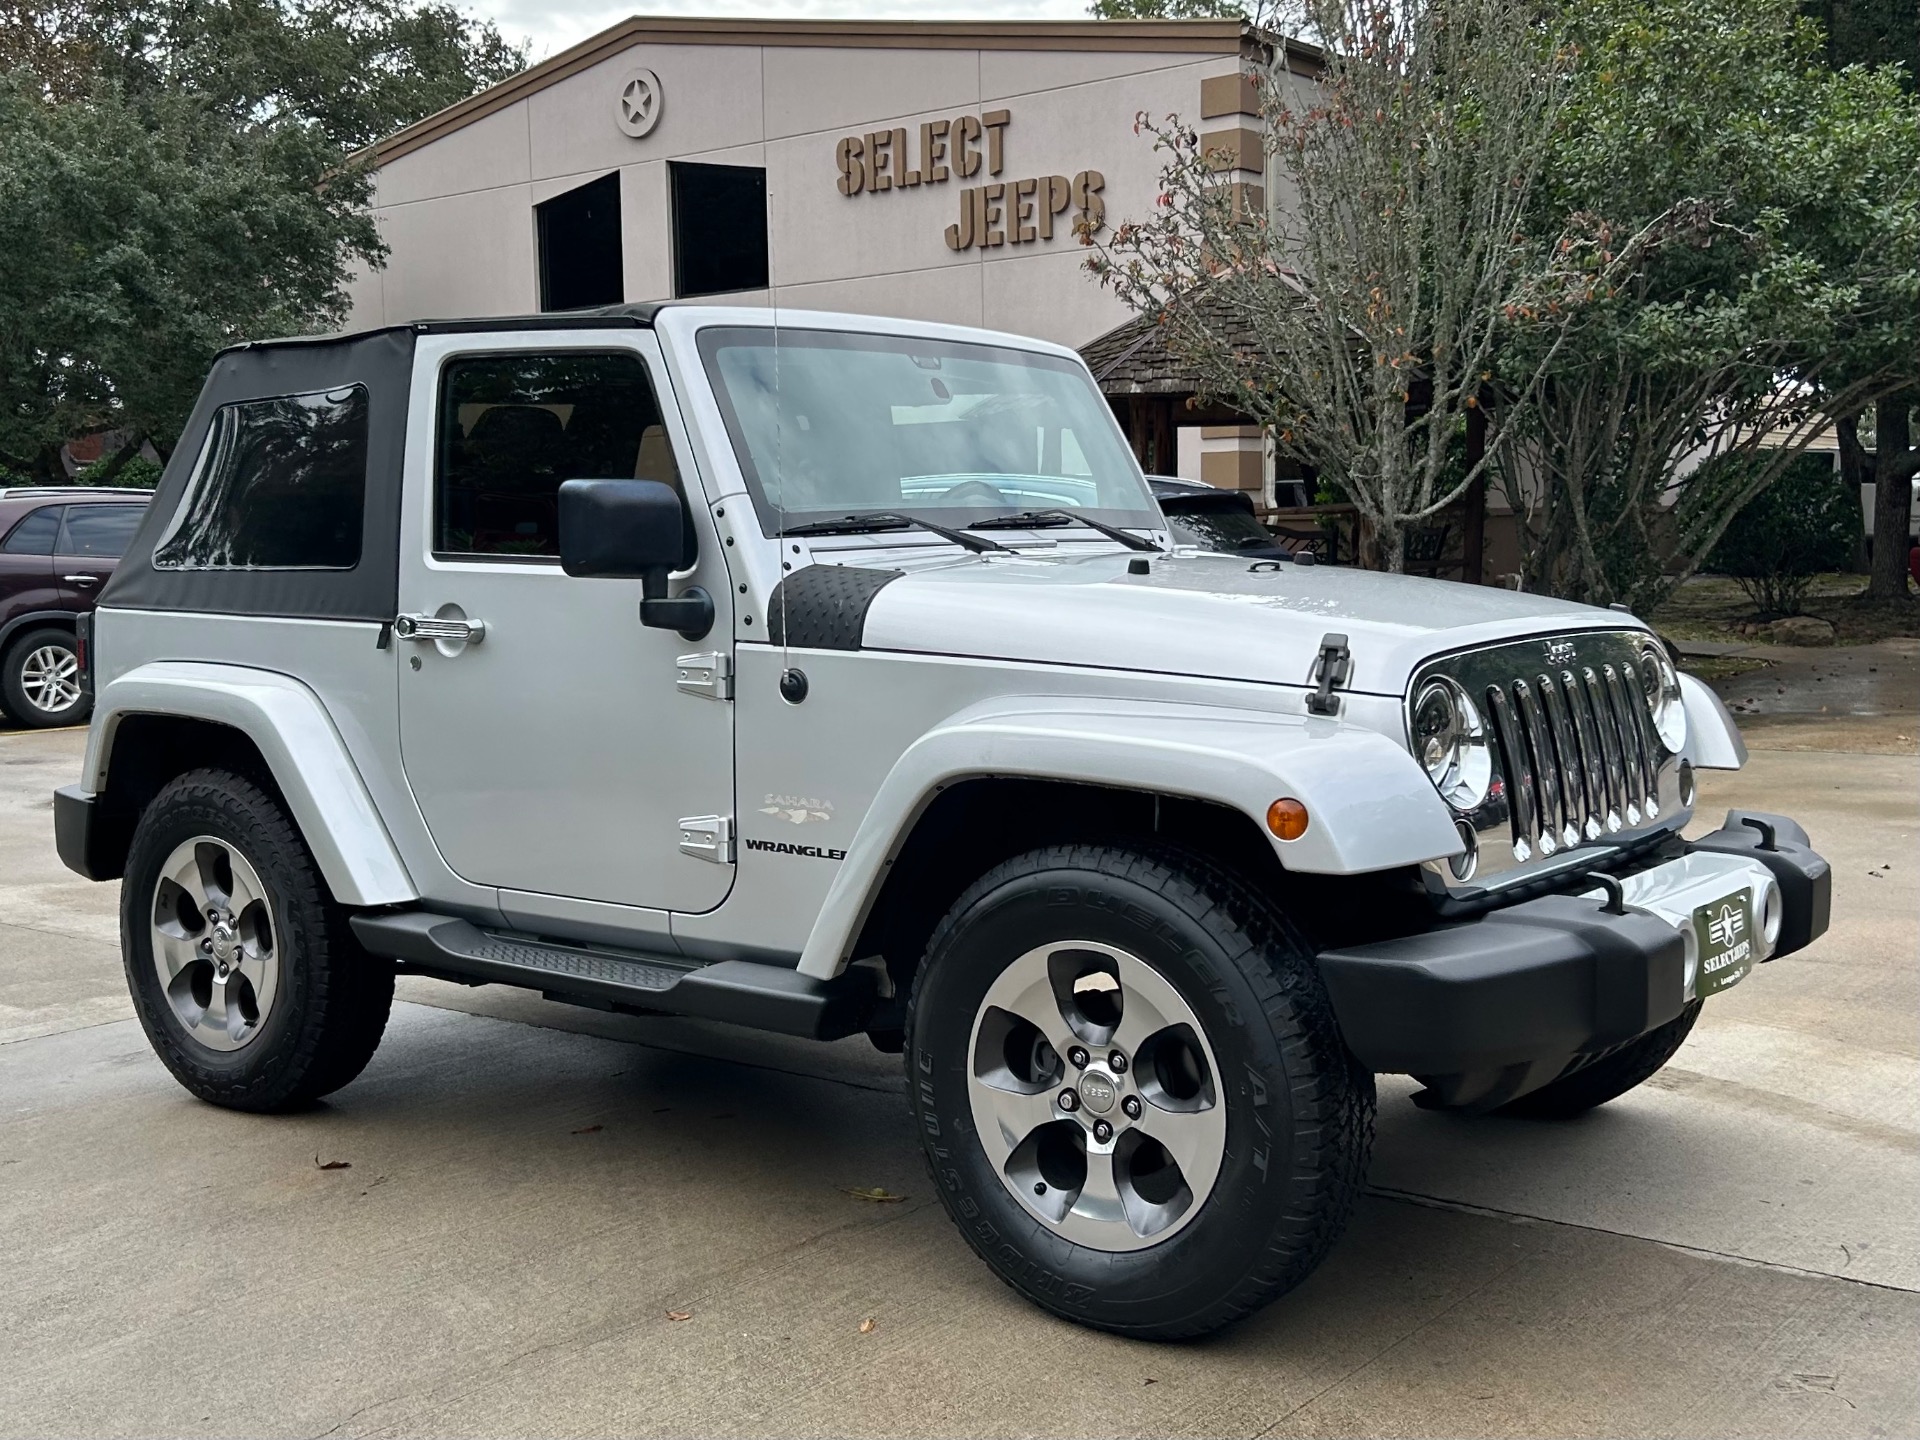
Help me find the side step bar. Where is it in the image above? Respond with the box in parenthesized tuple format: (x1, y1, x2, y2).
(351, 911, 878, 1041)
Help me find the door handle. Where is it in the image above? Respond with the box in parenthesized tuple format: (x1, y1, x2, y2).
(394, 613, 486, 644)
(63, 575, 99, 587)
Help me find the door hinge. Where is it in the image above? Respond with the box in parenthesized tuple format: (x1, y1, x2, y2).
(677, 815, 735, 864)
(675, 651, 733, 700)
(1306, 632, 1351, 716)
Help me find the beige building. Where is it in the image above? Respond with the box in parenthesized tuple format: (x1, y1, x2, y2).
(346, 15, 1290, 488)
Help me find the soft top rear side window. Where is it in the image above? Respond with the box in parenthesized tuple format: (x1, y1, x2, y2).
(154, 386, 369, 570)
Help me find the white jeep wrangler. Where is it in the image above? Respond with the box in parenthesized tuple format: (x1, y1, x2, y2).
(55, 304, 1830, 1338)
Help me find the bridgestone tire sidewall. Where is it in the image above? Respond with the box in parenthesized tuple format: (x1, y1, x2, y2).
(910, 854, 1339, 1335)
(122, 772, 333, 1110)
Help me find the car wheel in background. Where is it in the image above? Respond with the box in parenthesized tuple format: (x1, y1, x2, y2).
(2, 627, 88, 727)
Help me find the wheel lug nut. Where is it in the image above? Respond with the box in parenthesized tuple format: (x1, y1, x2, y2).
(1109, 1051, 1128, 1074)
(1058, 1089, 1080, 1112)
(1122, 1096, 1142, 1120)
(1068, 1046, 1089, 1069)
(1093, 1120, 1114, 1144)
(1033, 1182, 1047, 1195)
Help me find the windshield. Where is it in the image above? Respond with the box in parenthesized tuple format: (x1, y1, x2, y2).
(697, 327, 1159, 533)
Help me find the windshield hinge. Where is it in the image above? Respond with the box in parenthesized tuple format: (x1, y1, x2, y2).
(676, 651, 734, 700)
(1306, 632, 1351, 716)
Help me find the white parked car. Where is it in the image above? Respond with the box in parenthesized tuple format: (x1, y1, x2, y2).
(56, 305, 1830, 1338)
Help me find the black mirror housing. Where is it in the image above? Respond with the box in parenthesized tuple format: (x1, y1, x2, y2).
(558, 478, 691, 578)
(557, 478, 712, 641)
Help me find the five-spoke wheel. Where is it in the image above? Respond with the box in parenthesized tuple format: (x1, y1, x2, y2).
(150, 836, 280, 1051)
(968, 941, 1225, 1249)
(909, 843, 1373, 1339)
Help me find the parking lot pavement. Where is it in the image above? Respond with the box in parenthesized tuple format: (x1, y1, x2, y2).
(3, 724, 1915, 1438)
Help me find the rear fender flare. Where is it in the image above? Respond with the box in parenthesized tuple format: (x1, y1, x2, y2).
(83, 661, 416, 907)
(796, 695, 1460, 979)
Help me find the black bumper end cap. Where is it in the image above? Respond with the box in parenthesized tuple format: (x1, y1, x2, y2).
(54, 784, 125, 882)
(1686, 809, 1830, 959)
(1318, 892, 1687, 1079)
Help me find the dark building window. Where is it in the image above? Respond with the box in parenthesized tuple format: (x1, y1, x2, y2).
(671, 162, 769, 298)
(537, 172, 624, 312)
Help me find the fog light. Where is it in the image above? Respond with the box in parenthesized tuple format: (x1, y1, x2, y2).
(1760, 878, 1784, 955)
(1681, 922, 1700, 1002)
(1448, 820, 1478, 881)
(1266, 798, 1309, 841)
(1678, 759, 1696, 807)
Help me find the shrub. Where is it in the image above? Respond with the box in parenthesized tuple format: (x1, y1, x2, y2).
(1704, 453, 1857, 617)
(77, 455, 163, 489)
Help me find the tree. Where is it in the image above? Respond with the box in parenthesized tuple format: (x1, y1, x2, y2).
(1505, 0, 1918, 609)
(1798, 0, 1918, 600)
(0, 0, 525, 478)
(1089, 0, 1249, 17)
(1088, 0, 1601, 570)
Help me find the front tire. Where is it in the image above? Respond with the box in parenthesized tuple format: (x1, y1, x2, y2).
(907, 844, 1373, 1339)
(121, 768, 394, 1112)
(3, 626, 88, 727)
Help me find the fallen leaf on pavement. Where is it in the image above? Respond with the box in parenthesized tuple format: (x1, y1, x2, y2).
(314, 1155, 351, 1171)
(844, 1186, 906, 1203)
(858, 1317, 877, 1334)
(571, 1124, 603, 1134)
(666, 1310, 692, 1322)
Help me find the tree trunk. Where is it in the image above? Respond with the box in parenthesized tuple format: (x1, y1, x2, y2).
(89, 434, 145, 484)
(1868, 394, 1915, 601)
(1836, 412, 1872, 573)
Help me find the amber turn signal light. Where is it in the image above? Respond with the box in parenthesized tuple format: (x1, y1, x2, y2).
(1266, 797, 1309, 841)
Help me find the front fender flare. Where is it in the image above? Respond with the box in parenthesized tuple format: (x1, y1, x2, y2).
(1679, 671, 1747, 770)
(83, 661, 416, 907)
(796, 696, 1461, 979)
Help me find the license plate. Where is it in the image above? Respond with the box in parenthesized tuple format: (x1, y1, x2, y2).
(1693, 889, 1756, 997)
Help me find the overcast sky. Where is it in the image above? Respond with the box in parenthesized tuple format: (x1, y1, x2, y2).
(468, 0, 1098, 65)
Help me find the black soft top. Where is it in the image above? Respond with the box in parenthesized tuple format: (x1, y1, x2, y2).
(100, 304, 665, 624)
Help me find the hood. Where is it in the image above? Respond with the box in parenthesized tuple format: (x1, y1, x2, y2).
(855, 547, 1635, 695)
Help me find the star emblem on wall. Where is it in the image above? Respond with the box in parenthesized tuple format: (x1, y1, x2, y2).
(615, 68, 663, 139)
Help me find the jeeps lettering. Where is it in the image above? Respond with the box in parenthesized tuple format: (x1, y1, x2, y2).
(743, 837, 847, 861)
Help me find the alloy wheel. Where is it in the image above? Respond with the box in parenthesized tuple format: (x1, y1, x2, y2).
(20, 643, 82, 716)
(149, 836, 281, 1052)
(966, 940, 1227, 1251)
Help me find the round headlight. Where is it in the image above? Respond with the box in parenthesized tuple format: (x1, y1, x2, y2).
(1638, 641, 1687, 753)
(1411, 677, 1492, 811)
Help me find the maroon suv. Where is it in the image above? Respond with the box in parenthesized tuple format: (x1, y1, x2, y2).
(0, 487, 151, 727)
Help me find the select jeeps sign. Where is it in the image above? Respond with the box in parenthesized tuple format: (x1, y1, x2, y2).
(833, 109, 1105, 253)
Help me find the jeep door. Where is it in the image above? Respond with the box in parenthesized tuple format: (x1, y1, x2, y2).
(393, 331, 734, 913)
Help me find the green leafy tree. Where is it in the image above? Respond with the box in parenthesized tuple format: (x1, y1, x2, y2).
(1089, 0, 1249, 17)
(0, 0, 525, 478)
(1503, 0, 1919, 608)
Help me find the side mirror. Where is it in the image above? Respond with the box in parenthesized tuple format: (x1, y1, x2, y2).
(557, 478, 712, 640)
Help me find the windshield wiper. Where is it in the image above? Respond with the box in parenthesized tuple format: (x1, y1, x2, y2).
(968, 509, 1163, 552)
(781, 511, 1012, 554)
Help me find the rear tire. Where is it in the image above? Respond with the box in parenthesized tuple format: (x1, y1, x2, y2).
(1497, 1001, 1702, 1119)
(121, 768, 393, 1112)
(3, 627, 88, 727)
(907, 843, 1373, 1339)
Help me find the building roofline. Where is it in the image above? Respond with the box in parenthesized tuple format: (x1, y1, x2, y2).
(362, 16, 1283, 171)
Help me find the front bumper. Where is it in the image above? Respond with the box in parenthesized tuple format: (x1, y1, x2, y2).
(1317, 810, 1829, 1110)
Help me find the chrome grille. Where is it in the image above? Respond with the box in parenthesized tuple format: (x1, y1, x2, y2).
(1411, 631, 1682, 891)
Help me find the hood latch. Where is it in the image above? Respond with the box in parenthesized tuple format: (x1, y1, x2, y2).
(1306, 633, 1351, 716)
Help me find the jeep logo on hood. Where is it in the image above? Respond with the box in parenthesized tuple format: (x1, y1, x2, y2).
(1544, 638, 1577, 667)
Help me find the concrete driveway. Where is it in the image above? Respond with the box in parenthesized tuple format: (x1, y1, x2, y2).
(2, 714, 1914, 1437)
